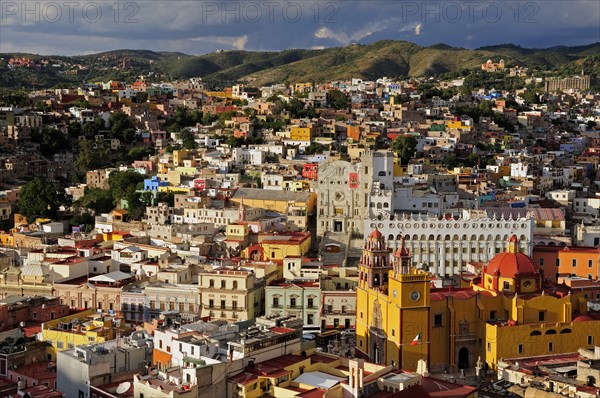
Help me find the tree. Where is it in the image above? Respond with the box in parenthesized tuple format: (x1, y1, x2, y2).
(67, 121, 82, 138)
(18, 178, 70, 222)
(135, 92, 148, 103)
(32, 127, 69, 157)
(179, 129, 198, 150)
(442, 154, 460, 170)
(75, 139, 106, 174)
(328, 89, 350, 110)
(391, 135, 418, 165)
(303, 142, 328, 155)
(107, 171, 145, 203)
(126, 146, 155, 162)
(109, 112, 135, 143)
(70, 212, 95, 232)
(124, 191, 147, 220)
(75, 188, 115, 214)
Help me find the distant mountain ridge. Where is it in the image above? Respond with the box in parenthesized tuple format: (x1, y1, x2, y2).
(1, 40, 599, 89)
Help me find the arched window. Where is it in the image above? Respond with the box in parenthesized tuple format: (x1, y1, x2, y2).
(530, 330, 541, 336)
(560, 328, 572, 334)
(545, 329, 557, 335)
(383, 202, 389, 208)
(388, 234, 394, 241)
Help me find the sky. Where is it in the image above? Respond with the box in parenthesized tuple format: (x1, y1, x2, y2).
(0, 0, 599, 55)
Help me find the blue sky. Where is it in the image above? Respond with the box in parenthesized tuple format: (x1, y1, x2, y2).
(0, 0, 599, 55)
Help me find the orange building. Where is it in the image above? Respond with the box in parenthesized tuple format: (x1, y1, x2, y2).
(533, 246, 600, 283)
(347, 125, 360, 141)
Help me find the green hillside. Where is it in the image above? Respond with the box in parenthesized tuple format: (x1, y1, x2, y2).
(1, 40, 599, 89)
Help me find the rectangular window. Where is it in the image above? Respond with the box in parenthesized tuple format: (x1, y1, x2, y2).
(290, 298, 296, 308)
(539, 258, 544, 266)
(434, 314, 443, 327)
(209, 299, 214, 308)
(539, 311, 545, 322)
(589, 260, 593, 268)
(308, 298, 314, 308)
(487, 342, 491, 352)
(589, 336, 594, 345)
(573, 259, 577, 268)
(272, 297, 279, 308)
(56, 342, 64, 349)
(490, 310, 496, 320)
(221, 300, 226, 309)
(556, 259, 560, 267)
(548, 342, 554, 352)
(518, 344, 523, 354)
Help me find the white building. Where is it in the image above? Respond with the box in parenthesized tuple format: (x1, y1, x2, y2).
(546, 189, 576, 206)
(262, 172, 284, 190)
(365, 209, 534, 278)
(573, 196, 600, 216)
(69, 107, 95, 123)
(231, 147, 265, 165)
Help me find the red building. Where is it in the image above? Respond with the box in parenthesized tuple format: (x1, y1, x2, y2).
(0, 296, 70, 333)
(302, 164, 318, 180)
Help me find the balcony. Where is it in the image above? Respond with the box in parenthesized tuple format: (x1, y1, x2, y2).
(324, 309, 356, 315)
(453, 332, 476, 342)
(203, 305, 243, 311)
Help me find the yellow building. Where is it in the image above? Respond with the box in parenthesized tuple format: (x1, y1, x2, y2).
(172, 150, 193, 166)
(42, 309, 115, 360)
(198, 266, 265, 322)
(356, 230, 600, 373)
(231, 187, 316, 216)
(447, 120, 472, 131)
(243, 232, 312, 262)
(282, 179, 311, 192)
(289, 126, 312, 142)
(293, 82, 313, 93)
(157, 185, 192, 194)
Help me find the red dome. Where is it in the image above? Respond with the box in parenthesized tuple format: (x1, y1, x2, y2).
(573, 315, 594, 322)
(369, 228, 383, 239)
(485, 252, 539, 278)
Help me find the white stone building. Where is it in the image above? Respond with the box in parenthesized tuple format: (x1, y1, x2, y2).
(364, 209, 534, 278)
(231, 147, 265, 165)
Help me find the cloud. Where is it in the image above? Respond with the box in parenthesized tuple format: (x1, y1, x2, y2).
(190, 35, 248, 50)
(1, 1, 598, 55)
(415, 23, 423, 36)
(315, 17, 400, 44)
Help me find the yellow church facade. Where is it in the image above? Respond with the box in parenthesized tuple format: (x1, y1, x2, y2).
(356, 230, 600, 372)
